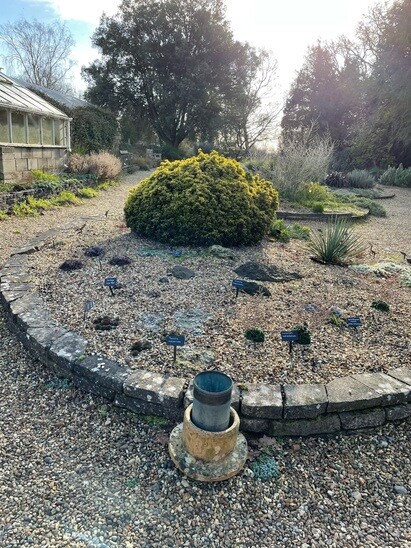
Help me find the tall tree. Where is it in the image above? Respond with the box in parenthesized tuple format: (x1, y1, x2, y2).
(281, 43, 364, 151)
(0, 19, 76, 93)
(83, 0, 259, 148)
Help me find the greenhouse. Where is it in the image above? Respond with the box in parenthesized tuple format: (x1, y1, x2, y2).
(0, 71, 71, 183)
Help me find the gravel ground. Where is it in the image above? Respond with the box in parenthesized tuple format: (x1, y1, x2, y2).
(0, 176, 410, 547)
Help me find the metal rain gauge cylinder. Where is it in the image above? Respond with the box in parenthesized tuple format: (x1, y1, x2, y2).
(192, 371, 233, 432)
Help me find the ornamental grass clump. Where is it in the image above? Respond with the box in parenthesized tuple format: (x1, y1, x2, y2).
(124, 151, 279, 246)
(307, 218, 367, 265)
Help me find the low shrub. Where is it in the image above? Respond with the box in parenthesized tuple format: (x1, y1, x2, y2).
(31, 170, 60, 183)
(52, 191, 82, 206)
(297, 182, 333, 204)
(76, 187, 98, 199)
(0, 209, 8, 220)
(88, 152, 122, 181)
(245, 328, 265, 348)
(345, 169, 375, 189)
(307, 218, 367, 265)
(124, 151, 279, 247)
(371, 300, 390, 312)
(67, 153, 91, 174)
(311, 202, 325, 213)
(67, 152, 122, 182)
(324, 171, 347, 188)
(379, 165, 411, 188)
(336, 195, 386, 217)
(270, 219, 309, 242)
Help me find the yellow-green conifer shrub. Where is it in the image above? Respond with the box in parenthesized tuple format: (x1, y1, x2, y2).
(124, 151, 279, 246)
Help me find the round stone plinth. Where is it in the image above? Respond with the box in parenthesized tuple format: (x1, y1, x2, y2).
(183, 404, 239, 462)
(169, 423, 248, 482)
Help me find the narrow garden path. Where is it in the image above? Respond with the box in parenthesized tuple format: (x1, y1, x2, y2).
(0, 177, 410, 547)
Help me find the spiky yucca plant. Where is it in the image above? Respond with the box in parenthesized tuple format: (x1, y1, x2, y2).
(307, 217, 367, 265)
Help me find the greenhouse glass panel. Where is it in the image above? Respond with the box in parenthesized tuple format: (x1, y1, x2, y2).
(28, 113, 41, 144)
(54, 119, 65, 146)
(42, 118, 53, 145)
(0, 109, 9, 143)
(12, 112, 26, 143)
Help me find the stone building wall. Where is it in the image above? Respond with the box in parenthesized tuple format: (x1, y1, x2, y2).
(0, 146, 67, 183)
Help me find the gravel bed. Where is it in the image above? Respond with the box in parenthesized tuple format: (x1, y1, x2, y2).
(26, 191, 411, 385)
(0, 177, 410, 547)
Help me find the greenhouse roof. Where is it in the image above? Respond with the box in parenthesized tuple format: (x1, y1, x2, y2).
(0, 72, 69, 119)
(11, 77, 90, 110)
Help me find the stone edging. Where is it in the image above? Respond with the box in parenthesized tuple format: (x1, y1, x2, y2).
(1, 221, 410, 437)
(276, 210, 369, 221)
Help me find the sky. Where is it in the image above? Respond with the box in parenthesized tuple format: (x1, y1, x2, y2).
(0, 0, 381, 96)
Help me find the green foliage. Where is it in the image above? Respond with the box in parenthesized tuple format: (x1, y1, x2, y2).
(71, 106, 118, 154)
(245, 328, 265, 345)
(124, 151, 279, 247)
(297, 182, 333, 204)
(371, 300, 390, 313)
(345, 170, 375, 189)
(250, 454, 280, 481)
(76, 187, 98, 199)
(12, 199, 39, 217)
(270, 219, 309, 242)
(307, 218, 367, 265)
(336, 195, 386, 217)
(31, 170, 60, 183)
(0, 209, 8, 220)
(294, 323, 311, 345)
(311, 202, 325, 213)
(138, 414, 170, 427)
(52, 191, 82, 206)
(380, 165, 411, 188)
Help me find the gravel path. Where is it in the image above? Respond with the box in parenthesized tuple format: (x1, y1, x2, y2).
(0, 177, 410, 547)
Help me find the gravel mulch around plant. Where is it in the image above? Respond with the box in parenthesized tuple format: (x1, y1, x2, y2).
(0, 177, 410, 547)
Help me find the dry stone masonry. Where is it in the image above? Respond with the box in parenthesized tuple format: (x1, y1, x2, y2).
(1, 222, 410, 436)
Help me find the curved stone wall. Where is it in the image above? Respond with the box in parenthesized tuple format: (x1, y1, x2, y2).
(1, 221, 410, 436)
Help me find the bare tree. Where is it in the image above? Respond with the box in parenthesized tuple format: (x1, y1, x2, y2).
(0, 19, 76, 93)
(219, 50, 282, 154)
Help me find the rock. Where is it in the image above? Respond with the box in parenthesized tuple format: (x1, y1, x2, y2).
(330, 306, 344, 317)
(59, 259, 83, 271)
(351, 491, 362, 501)
(173, 308, 212, 333)
(158, 277, 170, 284)
(208, 245, 237, 260)
(175, 348, 215, 370)
(394, 485, 408, 495)
(234, 261, 302, 282)
(84, 246, 105, 257)
(169, 265, 195, 279)
(140, 313, 166, 331)
(108, 256, 132, 266)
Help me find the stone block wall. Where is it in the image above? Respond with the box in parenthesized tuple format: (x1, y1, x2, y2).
(1, 223, 411, 437)
(0, 146, 67, 183)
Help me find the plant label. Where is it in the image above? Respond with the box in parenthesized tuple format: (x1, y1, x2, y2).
(232, 278, 247, 297)
(347, 316, 361, 327)
(281, 330, 300, 354)
(104, 277, 117, 296)
(281, 331, 300, 342)
(166, 335, 185, 362)
(166, 335, 185, 347)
